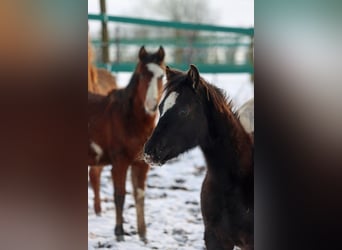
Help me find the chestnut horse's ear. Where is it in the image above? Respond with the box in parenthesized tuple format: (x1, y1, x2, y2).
(157, 46, 165, 61)
(188, 64, 200, 89)
(139, 46, 148, 61)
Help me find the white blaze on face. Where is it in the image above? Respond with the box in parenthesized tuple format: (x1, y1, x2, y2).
(145, 63, 164, 114)
(160, 91, 179, 118)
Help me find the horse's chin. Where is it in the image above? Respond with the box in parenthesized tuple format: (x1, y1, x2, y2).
(150, 157, 167, 167)
(143, 152, 170, 166)
(144, 145, 183, 166)
(155, 161, 165, 167)
(156, 151, 176, 166)
(144, 153, 162, 166)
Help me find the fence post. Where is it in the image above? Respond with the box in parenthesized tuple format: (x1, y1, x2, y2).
(100, 0, 109, 64)
(249, 35, 254, 83)
(115, 27, 120, 64)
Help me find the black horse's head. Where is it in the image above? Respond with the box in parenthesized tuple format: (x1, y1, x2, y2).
(144, 64, 209, 165)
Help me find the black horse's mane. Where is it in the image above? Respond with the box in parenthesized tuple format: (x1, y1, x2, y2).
(164, 70, 239, 119)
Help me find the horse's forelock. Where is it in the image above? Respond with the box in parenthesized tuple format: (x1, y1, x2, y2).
(164, 72, 188, 96)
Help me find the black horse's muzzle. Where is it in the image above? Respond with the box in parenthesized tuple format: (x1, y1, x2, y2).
(143, 139, 168, 166)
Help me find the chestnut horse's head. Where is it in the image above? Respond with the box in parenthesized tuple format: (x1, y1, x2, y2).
(135, 46, 165, 115)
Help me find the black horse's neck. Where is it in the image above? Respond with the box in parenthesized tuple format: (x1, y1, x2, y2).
(200, 96, 253, 184)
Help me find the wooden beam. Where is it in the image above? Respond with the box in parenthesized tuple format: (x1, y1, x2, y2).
(99, 0, 109, 63)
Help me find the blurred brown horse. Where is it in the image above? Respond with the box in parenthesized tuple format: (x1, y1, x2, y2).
(88, 46, 165, 242)
(88, 33, 117, 93)
(88, 32, 118, 222)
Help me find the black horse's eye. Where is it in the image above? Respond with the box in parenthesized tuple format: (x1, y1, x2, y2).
(178, 109, 189, 117)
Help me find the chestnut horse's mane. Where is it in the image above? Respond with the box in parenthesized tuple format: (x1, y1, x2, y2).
(103, 72, 139, 114)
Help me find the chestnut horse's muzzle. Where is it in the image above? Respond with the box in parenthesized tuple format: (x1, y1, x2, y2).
(144, 98, 158, 114)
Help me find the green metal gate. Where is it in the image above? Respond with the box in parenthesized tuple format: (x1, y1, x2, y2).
(88, 13, 254, 74)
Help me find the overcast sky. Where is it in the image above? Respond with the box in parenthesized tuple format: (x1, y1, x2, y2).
(88, 0, 254, 27)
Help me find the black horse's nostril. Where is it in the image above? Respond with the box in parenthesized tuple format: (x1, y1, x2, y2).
(144, 141, 158, 160)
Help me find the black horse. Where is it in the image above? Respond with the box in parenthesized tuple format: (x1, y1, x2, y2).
(144, 65, 254, 250)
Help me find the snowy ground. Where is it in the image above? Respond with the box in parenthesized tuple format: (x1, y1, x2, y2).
(88, 73, 254, 250)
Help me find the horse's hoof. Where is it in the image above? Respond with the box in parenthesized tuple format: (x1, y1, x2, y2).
(116, 235, 125, 242)
(140, 236, 148, 244)
(114, 225, 125, 241)
(94, 205, 102, 215)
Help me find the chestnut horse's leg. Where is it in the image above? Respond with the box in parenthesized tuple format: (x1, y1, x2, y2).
(131, 160, 150, 243)
(89, 166, 104, 215)
(111, 163, 129, 242)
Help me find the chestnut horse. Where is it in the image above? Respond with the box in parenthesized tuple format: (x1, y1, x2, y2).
(144, 65, 254, 249)
(88, 46, 165, 242)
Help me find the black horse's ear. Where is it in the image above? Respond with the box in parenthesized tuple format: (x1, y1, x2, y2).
(157, 46, 165, 61)
(139, 46, 147, 61)
(188, 64, 200, 89)
(166, 66, 176, 80)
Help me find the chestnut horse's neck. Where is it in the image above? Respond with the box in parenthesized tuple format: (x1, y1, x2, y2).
(124, 72, 140, 101)
(119, 68, 156, 123)
(200, 96, 253, 181)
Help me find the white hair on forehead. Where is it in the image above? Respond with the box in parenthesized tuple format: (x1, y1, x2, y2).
(147, 63, 164, 77)
(160, 91, 179, 118)
(144, 63, 164, 115)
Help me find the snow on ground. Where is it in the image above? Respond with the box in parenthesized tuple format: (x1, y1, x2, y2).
(88, 74, 253, 250)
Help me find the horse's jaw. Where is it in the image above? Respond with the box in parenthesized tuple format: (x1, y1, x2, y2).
(143, 153, 164, 166)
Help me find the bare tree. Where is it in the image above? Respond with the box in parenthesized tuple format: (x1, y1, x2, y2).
(157, 0, 213, 23)
(146, 0, 214, 64)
